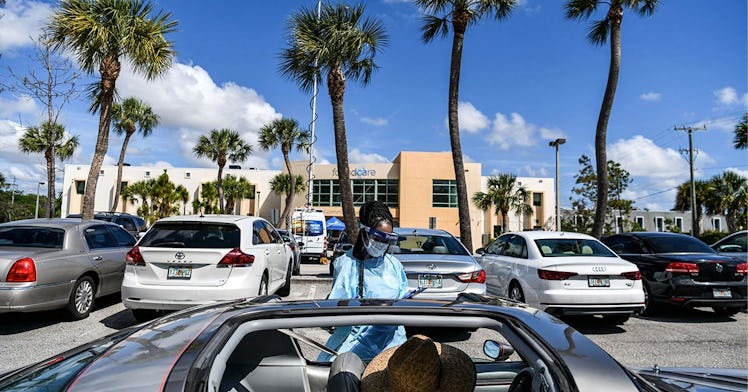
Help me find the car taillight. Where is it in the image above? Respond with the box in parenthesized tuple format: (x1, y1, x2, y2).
(125, 246, 145, 266)
(7, 257, 36, 282)
(737, 263, 747, 275)
(537, 269, 578, 280)
(457, 270, 486, 283)
(217, 248, 254, 267)
(621, 271, 642, 280)
(665, 262, 699, 275)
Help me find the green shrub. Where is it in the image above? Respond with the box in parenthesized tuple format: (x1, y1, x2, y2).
(698, 230, 724, 245)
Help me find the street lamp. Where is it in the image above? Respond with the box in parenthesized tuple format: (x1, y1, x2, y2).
(35, 181, 45, 219)
(549, 138, 566, 231)
(256, 191, 261, 217)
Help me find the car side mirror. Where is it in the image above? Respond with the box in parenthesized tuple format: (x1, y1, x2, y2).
(341, 244, 353, 251)
(475, 248, 485, 255)
(297, 241, 304, 247)
(483, 340, 515, 361)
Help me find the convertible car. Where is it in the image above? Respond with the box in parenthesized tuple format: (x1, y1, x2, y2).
(0, 295, 744, 392)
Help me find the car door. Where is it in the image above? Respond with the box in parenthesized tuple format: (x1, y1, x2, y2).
(502, 235, 533, 302)
(252, 221, 280, 287)
(106, 226, 137, 293)
(263, 221, 287, 284)
(82, 225, 126, 295)
(479, 235, 510, 295)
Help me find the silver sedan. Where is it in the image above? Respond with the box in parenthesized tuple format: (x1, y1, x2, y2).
(0, 218, 136, 319)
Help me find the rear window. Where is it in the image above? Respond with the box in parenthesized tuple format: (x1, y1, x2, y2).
(535, 238, 616, 257)
(392, 233, 469, 255)
(0, 227, 64, 249)
(292, 220, 324, 237)
(139, 223, 240, 249)
(644, 236, 715, 254)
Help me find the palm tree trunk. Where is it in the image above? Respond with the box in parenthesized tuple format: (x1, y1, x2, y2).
(501, 211, 508, 234)
(591, 6, 622, 239)
(82, 57, 120, 221)
(279, 151, 294, 229)
(44, 146, 54, 218)
(328, 68, 358, 242)
(217, 163, 225, 214)
(110, 131, 133, 212)
(448, 13, 473, 252)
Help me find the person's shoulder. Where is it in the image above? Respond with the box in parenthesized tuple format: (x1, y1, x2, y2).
(335, 252, 358, 269)
(384, 253, 404, 268)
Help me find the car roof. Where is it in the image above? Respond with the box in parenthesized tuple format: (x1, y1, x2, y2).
(394, 227, 452, 237)
(0, 218, 116, 229)
(614, 232, 692, 238)
(505, 231, 597, 240)
(153, 214, 258, 224)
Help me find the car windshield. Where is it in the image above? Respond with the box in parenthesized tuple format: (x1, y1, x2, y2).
(0, 227, 65, 249)
(138, 223, 240, 248)
(292, 220, 324, 236)
(392, 232, 469, 255)
(644, 236, 715, 254)
(535, 238, 616, 257)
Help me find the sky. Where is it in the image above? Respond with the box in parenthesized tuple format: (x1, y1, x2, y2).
(0, 0, 745, 212)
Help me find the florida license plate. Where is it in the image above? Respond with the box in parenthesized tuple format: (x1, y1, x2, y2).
(713, 288, 732, 298)
(588, 276, 610, 287)
(418, 274, 443, 288)
(167, 266, 192, 280)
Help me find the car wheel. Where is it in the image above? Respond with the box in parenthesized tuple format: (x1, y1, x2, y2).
(131, 309, 160, 322)
(258, 273, 269, 296)
(508, 282, 525, 303)
(65, 276, 96, 320)
(602, 314, 630, 325)
(276, 260, 292, 297)
(640, 282, 658, 316)
(712, 306, 740, 317)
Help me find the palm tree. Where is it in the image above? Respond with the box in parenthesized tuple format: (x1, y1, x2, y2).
(472, 174, 533, 235)
(18, 121, 79, 218)
(417, 0, 516, 252)
(565, 0, 658, 238)
(47, 0, 177, 221)
(221, 174, 255, 214)
(121, 171, 187, 224)
(735, 113, 747, 150)
(280, 2, 387, 241)
(192, 129, 252, 214)
(703, 172, 748, 233)
(110, 97, 159, 212)
(259, 118, 310, 228)
(192, 182, 219, 215)
(270, 174, 306, 202)
(674, 179, 709, 235)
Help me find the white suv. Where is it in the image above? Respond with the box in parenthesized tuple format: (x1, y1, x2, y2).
(121, 215, 293, 321)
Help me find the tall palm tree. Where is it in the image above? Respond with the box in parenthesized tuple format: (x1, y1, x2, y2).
(565, 0, 658, 238)
(270, 174, 306, 201)
(192, 129, 252, 214)
(259, 118, 310, 228)
(280, 2, 387, 241)
(472, 174, 532, 234)
(109, 97, 159, 212)
(18, 121, 79, 218)
(417, 0, 516, 252)
(734, 113, 747, 150)
(47, 0, 177, 221)
(674, 179, 709, 235)
(703, 172, 748, 233)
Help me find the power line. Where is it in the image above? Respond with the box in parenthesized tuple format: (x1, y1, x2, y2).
(675, 124, 707, 236)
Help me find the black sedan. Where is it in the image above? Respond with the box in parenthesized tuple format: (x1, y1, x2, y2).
(602, 232, 747, 316)
(1, 295, 745, 391)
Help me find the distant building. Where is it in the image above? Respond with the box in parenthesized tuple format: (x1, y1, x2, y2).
(561, 208, 729, 235)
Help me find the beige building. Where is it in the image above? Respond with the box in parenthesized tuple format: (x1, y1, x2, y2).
(62, 151, 555, 251)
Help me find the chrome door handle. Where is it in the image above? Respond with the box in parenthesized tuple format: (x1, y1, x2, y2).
(93, 256, 103, 261)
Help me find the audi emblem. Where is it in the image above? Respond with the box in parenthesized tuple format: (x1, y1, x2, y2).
(592, 266, 607, 272)
(715, 263, 723, 273)
(174, 252, 185, 260)
(426, 264, 436, 270)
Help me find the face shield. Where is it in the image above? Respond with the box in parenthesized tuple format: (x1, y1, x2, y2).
(360, 223, 398, 258)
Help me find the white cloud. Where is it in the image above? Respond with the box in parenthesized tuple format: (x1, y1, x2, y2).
(451, 102, 489, 133)
(726, 167, 748, 178)
(349, 148, 390, 163)
(523, 165, 549, 177)
(640, 92, 662, 102)
(486, 112, 565, 150)
(0, 0, 54, 52)
(714, 87, 738, 105)
(0, 95, 38, 118)
(699, 116, 737, 133)
(361, 117, 388, 127)
(139, 161, 173, 168)
(607, 135, 696, 179)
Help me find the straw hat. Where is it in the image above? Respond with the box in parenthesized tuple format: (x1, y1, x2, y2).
(361, 335, 476, 392)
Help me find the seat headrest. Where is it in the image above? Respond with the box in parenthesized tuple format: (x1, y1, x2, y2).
(432, 246, 448, 254)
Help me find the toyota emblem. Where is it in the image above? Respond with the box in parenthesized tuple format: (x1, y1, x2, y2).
(175, 252, 185, 260)
(426, 264, 436, 270)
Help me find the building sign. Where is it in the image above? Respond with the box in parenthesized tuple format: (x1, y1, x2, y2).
(332, 167, 377, 178)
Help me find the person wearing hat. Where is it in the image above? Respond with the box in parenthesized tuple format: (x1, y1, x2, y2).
(318, 200, 409, 362)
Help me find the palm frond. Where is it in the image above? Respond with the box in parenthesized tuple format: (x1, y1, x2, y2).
(587, 18, 610, 46)
(564, 0, 599, 20)
(420, 14, 450, 43)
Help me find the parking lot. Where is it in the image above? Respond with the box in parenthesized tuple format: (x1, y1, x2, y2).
(0, 262, 745, 374)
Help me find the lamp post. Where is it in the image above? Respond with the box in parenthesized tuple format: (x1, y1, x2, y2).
(35, 181, 45, 219)
(256, 191, 261, 217)
(549, 138, 566, 231)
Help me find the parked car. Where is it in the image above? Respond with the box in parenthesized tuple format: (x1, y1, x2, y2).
(121, 215, 293, 321)
(67, 212, 147, 238)
(276, 229, 301, 276)
(389, 227, 486, 300)
(711, 230, 747, 262)
(0, 218, 136, 319)
(602, 232, 747, 316)
(1, 295, 745, 391)
(328, 231, 353, 275)
(477, 231, 644, 324)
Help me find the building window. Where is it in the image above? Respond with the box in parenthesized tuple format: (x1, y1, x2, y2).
(712, 217, 722, 231)
(616, 216, 624, 233)
(312, 179, 398, 207)
(532, 193, 542, 207)
(144, 171, 151, 178)
(655, 216, 664, 232)
(635, 216, 645, 230)
(99, 170, 104, 176)
(429, 217, 437, 229)
(674, 217, 683, 232)
(185, 172, 191, 179)
(75, 180, 86, 195)
(432, 180, 457, 208)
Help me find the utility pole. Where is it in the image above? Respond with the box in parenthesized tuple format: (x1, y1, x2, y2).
(675, 124, 706, 236)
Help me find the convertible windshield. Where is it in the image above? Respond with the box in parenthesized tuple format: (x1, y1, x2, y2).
(0, 227, 64, 249)
(535, 238, 616, 257)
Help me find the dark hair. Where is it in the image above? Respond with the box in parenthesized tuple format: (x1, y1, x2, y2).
(353, 201, 393, 260)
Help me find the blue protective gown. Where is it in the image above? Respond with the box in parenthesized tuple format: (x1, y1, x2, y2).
(318, 250, 409, 362)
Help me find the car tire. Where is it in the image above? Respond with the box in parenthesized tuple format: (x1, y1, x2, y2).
(65, 276, 96, 320)
(712, 306, 740, 317)
(131, 309, 160, 322)
(640, 282, 658, 316)
(508, 282, 525, 303)
(277, 260, 292, 297)
(602, 314, 630, 325)
(258, 273, 269, 296)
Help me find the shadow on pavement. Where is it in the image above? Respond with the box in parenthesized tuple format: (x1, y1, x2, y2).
(100, 308, 139, 330)
(560, 316, 627, 335)
(635, 306, 741, 324)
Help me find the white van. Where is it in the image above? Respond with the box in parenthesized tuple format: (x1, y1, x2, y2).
(291, 209, 327, 262)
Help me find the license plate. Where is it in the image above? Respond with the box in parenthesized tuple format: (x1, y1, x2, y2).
(588, 276, 610, 287)
(167, 266, 192, 280)
(713, 288, 732, 298)
(418, 274, 442, 288)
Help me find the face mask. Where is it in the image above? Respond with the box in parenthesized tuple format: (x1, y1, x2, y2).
(364, 239, 390, 258)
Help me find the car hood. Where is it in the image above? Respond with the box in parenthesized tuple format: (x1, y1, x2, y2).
(634, 367, 748, 392)
(394, 254, 480, 274)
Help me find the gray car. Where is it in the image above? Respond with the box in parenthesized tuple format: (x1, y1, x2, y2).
(0, 218, 136, 319)
(711, 230, 747, 262)
(0, 296, 744, 391)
